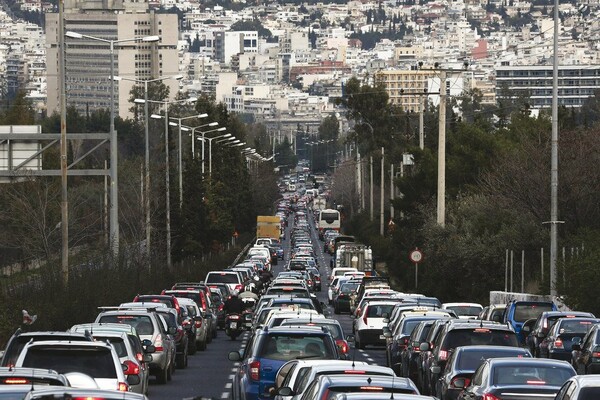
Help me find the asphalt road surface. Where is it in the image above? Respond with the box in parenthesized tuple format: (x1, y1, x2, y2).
(150, 210, 386, 400)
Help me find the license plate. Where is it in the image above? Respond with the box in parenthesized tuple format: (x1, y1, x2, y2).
(230, 322, 237, 329)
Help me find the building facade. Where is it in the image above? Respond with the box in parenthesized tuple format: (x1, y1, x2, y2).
(46, 0, 179, 118)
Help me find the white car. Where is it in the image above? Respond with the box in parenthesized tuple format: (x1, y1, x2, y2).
(16, 340, 128, 392)
(354, 300, 400, 349)
(442, 302, 483, 319)
(329, 267, 359, 282)
(328, 277, 351, 304)
(273, 360, 394, 400)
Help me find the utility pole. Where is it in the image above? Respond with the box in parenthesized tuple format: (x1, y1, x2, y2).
(356, 151, 362, 213)
(419, 95, 425, 150)
(380, 147, 385, 236)
(370, 156, 374, 221)
(549, 0, 560, 297)
(390, 163, 394, 219)
(164, 106, 172, 270)
(58, 0, 68, 285)
(437, 70, 447, 226)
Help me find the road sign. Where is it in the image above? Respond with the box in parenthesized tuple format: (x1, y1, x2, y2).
(409, 248, 423, 264)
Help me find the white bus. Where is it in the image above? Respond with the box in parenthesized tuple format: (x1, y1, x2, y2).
(317, 209, 341, 238)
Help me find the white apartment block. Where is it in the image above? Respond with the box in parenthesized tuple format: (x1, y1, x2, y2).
(46, 1, 179, 119)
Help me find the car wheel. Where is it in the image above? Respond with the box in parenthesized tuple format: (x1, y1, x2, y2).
(207, 329, 213, 343)
(356, 334, 365, 350)
(334, 304, 340, 315)
(198, 338, 207, 351)
(188, 337, 197, 355)
(156, 366, 168, 384)
(166, 362, 173, 382)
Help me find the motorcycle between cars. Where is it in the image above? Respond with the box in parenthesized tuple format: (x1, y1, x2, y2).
(225, 314, 243, 340)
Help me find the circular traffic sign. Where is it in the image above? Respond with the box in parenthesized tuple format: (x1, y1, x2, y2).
(409, 248, 423, 263)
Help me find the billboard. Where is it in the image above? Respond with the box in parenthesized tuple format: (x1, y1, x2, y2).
(0, 125, 42, 182)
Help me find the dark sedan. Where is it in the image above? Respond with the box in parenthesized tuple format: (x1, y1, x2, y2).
(538, 317, 600, 361)
(437, 345, 531, 400)
(456, 358, 575, 400)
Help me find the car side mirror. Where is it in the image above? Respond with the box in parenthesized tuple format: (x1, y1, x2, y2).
(127, 374, 141, 386)
(452, 377, 466, 389)
(278, 387, 294, 396)
(419, 342, 430, 352)
(168, 327, 177, 335)
(383, 318, 390, 324)
(383, 331, 392, 338)
(522, 325, 531, 333)
(346, 334, 355, 343)
(382, 312, 389, 319)
(141, 339, 152, 347)
(228, 351, 241, 361)
(537, 332, 546, 338)
(431, 366, 441, 374)
(572, 343, 581, 351)
(144, 345, 156, 354)
(143, 354, 153, 363)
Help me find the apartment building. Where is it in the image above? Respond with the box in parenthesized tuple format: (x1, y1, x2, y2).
(375, 69, 436, 112)
(495, 65, 600, 109)
(46, 0, 179, 118)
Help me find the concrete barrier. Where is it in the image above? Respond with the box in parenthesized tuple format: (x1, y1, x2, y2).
(490, 291, 571, 311)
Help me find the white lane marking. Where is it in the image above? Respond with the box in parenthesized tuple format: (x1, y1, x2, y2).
(367, 357, 375, 362)
(225, 382, 232, 389)
(221, 392, 229, 399)
(231, 368, 238, 372)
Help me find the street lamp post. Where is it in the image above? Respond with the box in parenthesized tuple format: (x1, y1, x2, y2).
(190, 122, 219, 159)
(134, 97, 196, 270)
(116, 74, 182, 260)
(196, 133, 232, 178)
(66, 31, 159, 257)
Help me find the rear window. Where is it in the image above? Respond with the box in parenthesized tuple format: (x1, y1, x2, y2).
(258, 335, 334, 361)
(2, 335, 90, 367)
(443, 329, 519, 349)
(446, 306, 482, 317)
(157, 312, 177, 328)
(94, 337, 127, 358)
(457, 349, 529, 370)
(136, 296, 174, 308)
(492, 365, 573, 386)
(98, 315, 154, 336)
(206, 273, 240, 284)
(513, 303, 554, 323)
(578, 388, 600, 399)
(557, 319, 597, 335)
(402, 320, 427, 336)
(367, 305, 395, 318)
(22, 347, 117, 378)
(324, 386, 414, 399)
(340, 283, 359, 293)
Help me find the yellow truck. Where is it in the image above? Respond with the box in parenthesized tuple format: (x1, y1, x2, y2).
(256, 216, 281, 240)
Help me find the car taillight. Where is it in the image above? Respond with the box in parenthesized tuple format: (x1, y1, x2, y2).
(553, 338, 564, 349)
(118, 382, 129, 391)
(249, 360, 260, 381)
(183, 320, 190, 326)
(451, 377, 471, 388)
(123, 360, 140, 375)
(4, 378, 29, 384)
(308, 280, 313, 285)
(234, 284, 243, 291)
(439, 350, 448, 361)
(195, 320, 202, 328)
(136, 352, 143, 362)
(219, 303, 224, 311)
(155, 337, 163, 352)
(483, 394, 501, 400)
(336, 339, 349, 354)
(321, 389, 329, 400)
(593, 352, 600, 358)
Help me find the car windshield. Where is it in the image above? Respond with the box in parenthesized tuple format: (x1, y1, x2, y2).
(492, 365, 573, 386)
(22, 347, 117, 378)
(367, 305, 395, 318)
(402, 320, 428, 335)
(513, 304, 554, 323)
(281, 323, 342, 340)
(443, 329, 519, 349)
(458, 350, 528, 370)
(446, 306, 482, 317)
(98, 315, 154, 336)
(340, 283, 359, 293)
(206, 273, 239, 284)
(258, 335, 334, 361)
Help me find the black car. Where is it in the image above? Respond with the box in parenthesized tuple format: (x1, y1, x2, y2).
(333, 281, 360, 314)
(572, 323, 600, 374)
(421, 320, 519, 398)
(400, 320, 434, 381)
(456, 358, 575, 400)
(538, 317, 600, 361)
(525, 311, 595, 357)
(437, 345, 531, 400)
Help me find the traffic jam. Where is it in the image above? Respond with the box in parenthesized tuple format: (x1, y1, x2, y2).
(0, 171, 599, 400)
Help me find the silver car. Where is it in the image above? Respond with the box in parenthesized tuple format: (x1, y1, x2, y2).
(95, 307, 176, 384)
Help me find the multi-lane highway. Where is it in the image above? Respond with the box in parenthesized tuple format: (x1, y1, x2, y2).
(150, 211, 386, 399)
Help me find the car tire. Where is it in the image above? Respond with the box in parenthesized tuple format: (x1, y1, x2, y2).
(156, 366, 168, 384)
(198, 338, 207, 351)
(166, 362, 173, 382)
(207, 330, 213, 344)
(356, 335, 365, 350)
(188, 337, 197, 355)
(334, 304, 340, 314)
(212, 327, 217, 339)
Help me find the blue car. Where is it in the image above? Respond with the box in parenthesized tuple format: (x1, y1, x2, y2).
(228, 326, 340, 400)
(503, 300, 557, 344)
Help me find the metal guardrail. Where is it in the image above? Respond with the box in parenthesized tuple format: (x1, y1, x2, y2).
(230, 236, 256, 267)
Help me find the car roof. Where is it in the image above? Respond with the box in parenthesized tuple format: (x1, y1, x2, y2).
(261, 326, 329, 335)
(315, 374, 415, 388)
(23, 340, 114, 350)
(443, 303, 483, 308)
(70, 323, 138, 335)
(332, 394, 434, 400)
(0, 367, 67, 382)
(454, 345, 531, 354)
(23, 387, 147, 399)
(568, 375, 600, 386)
(487, 357, 572, 367)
